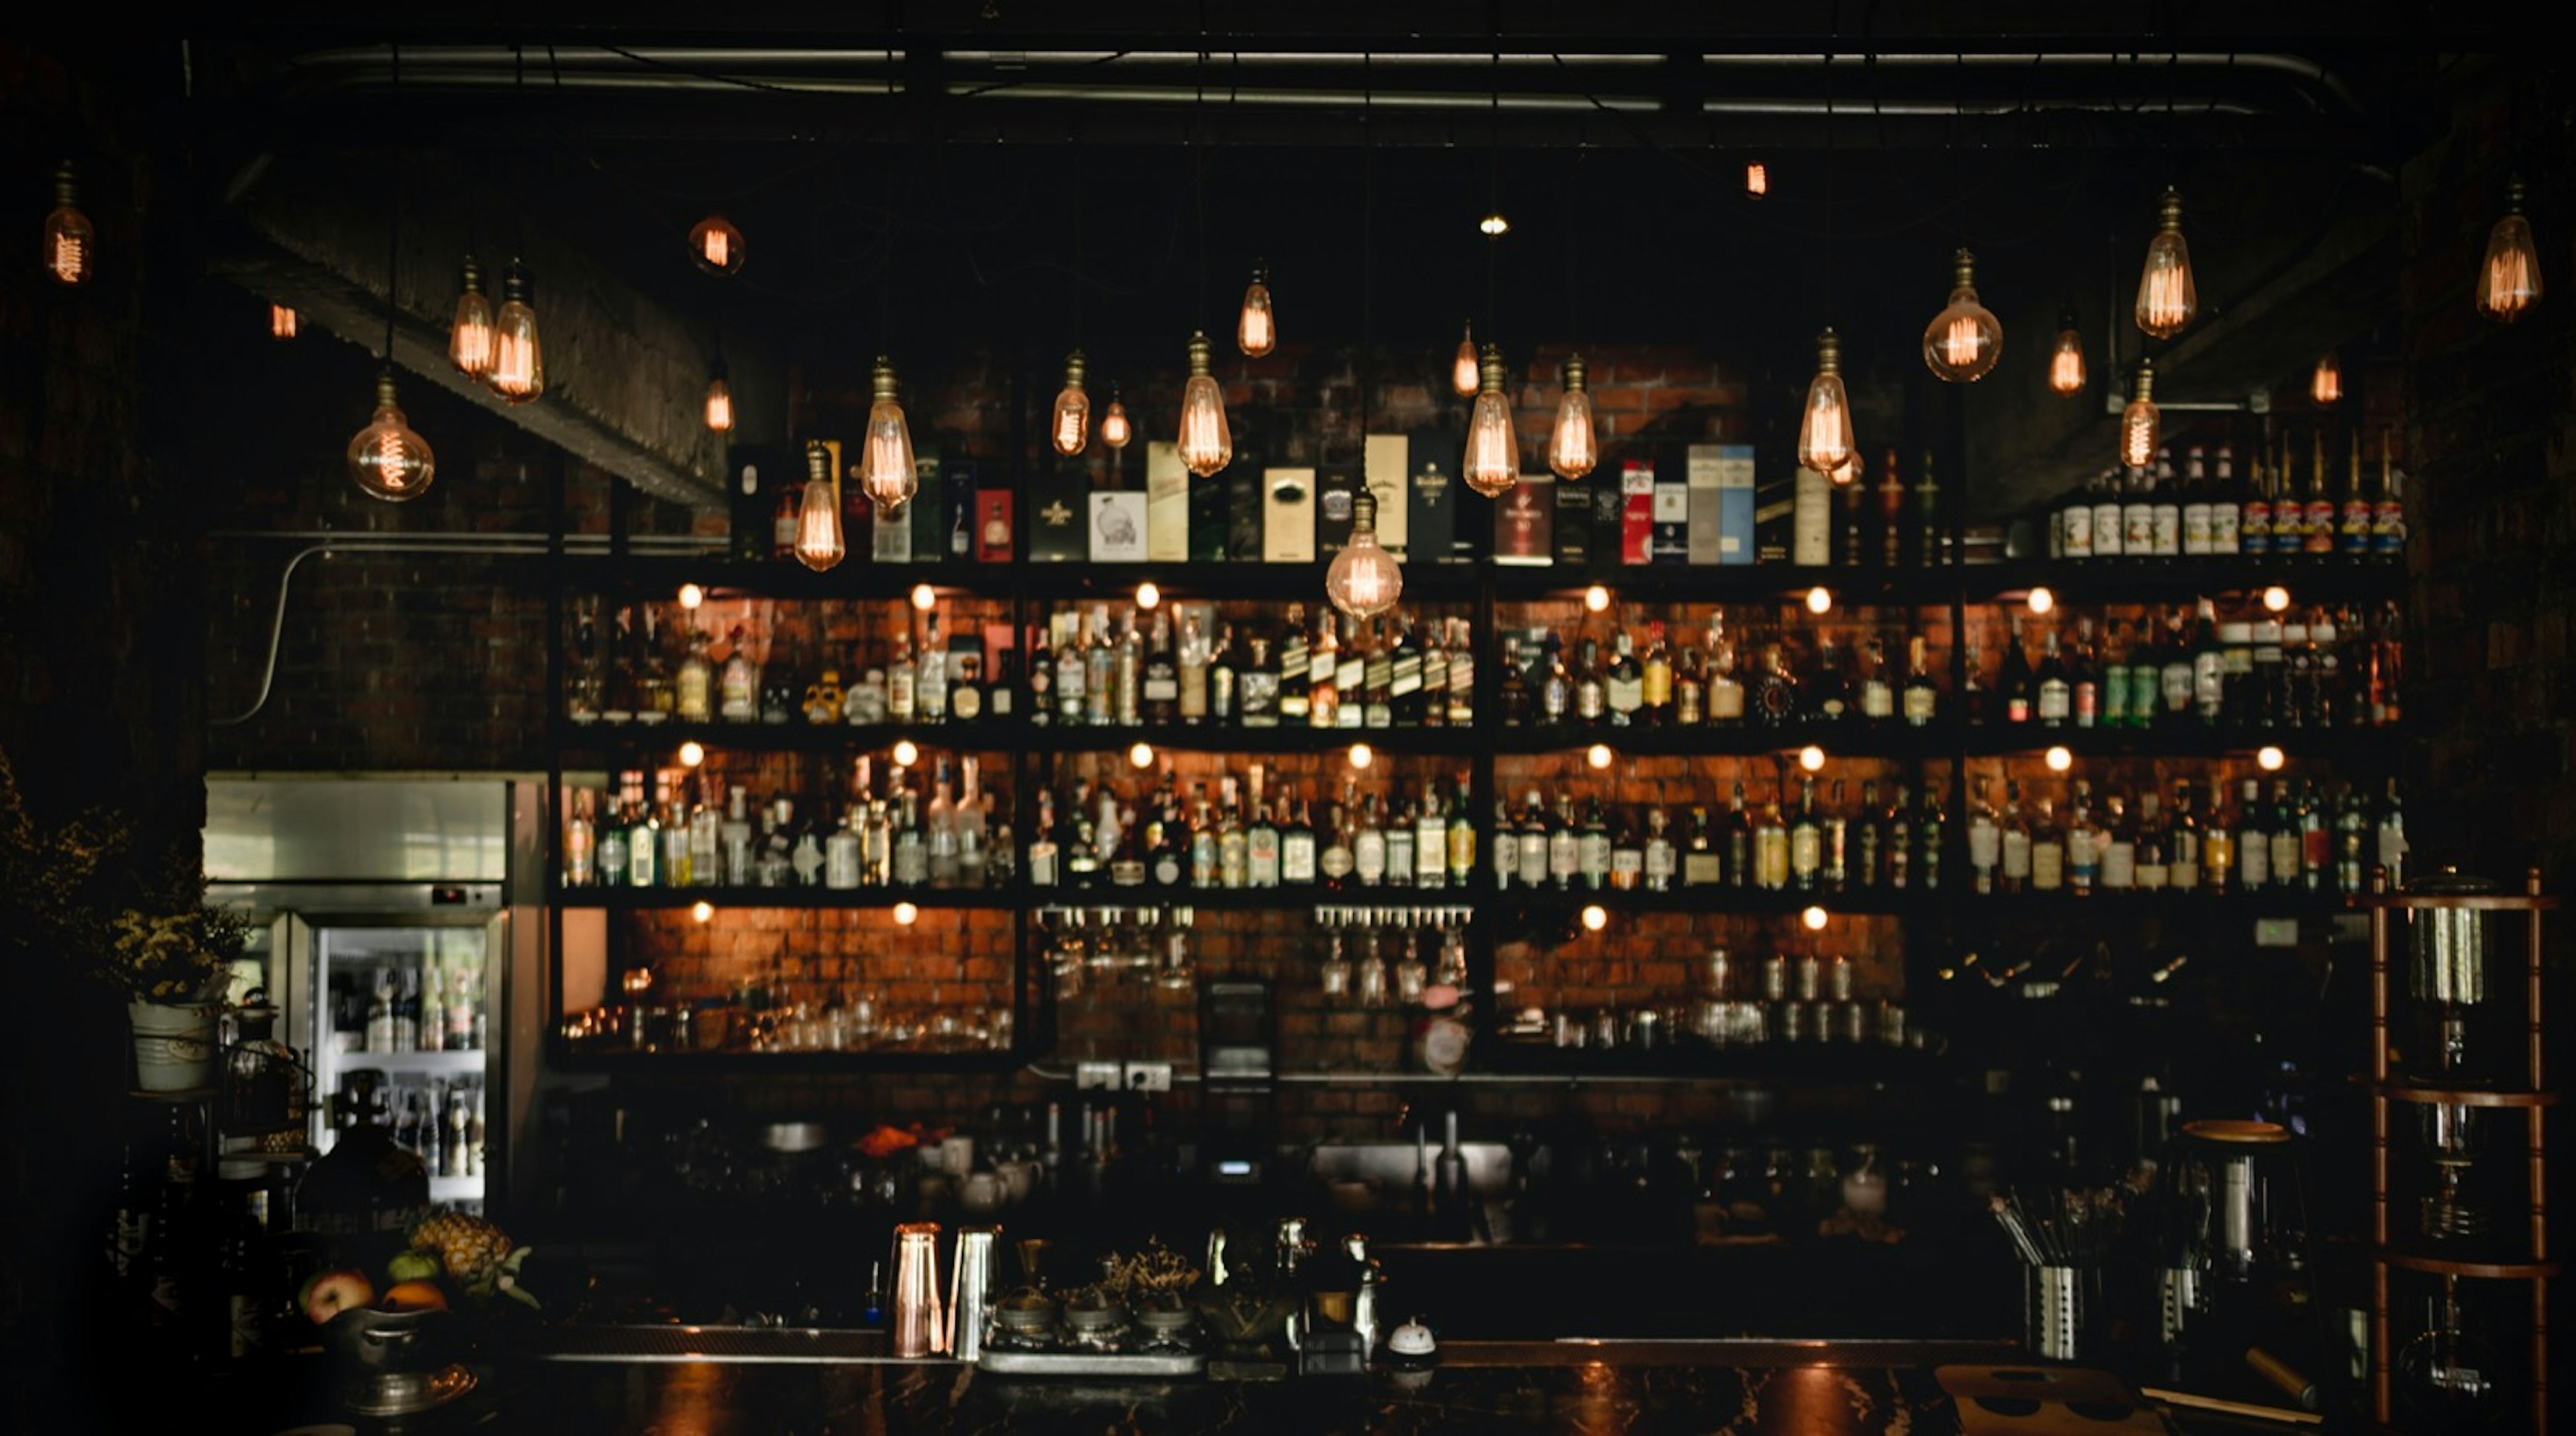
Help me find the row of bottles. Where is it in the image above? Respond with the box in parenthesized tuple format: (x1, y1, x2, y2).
(364, 1075, 486, 1182)
(1498, 614, 1940, 729)
(1963, 774, 2407, 896)
(564, 756, 1015, 890)
(331, 958, 484, 1053)
(1028, 602, 1475, 730)
(2045, 433, 2405, 563)
(1027, 765, 1479, 892)
(570, 600, 1016, 728)
(1491, 779, 1947, 895)
(1972, 600, 2402, 730)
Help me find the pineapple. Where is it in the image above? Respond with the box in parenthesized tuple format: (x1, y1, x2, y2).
(410, 1211, 514, 1284)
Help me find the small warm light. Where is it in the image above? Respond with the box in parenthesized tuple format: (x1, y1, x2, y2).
(1798, 744, 1826, 773)
(678, 583, 705, 610)
(449, 255, 496, 379)
(1580, 904, 1609, 933)
(2048, 308, 2086, 396)
(1746, 162, 1768, 199)
(1348, 742, 1375, 771)
(688, 214, 747, 276)
(1479, 211, 1510, 237)
(1451, 322, 1481, 397)
(2044, 745, 2072, 773)
(346, 372, 437, 502)
(859, 356, 919, 513)
(1236, 264, 1277, 357)
(793, 439, 845, 571)
(1324, 492, 1404, 618)
(1051, 350, 1091, 457)
(893, 901, 920, 926)
(1462, 344, 1520, 498)
(1806, 586, 1833, 616)
(892, 738, 921, 768)
(2026, 586, 2055, 616)
(1921, 249, 2003, 384)
(2134, 186, 2198, 340)
(910, 582, 937, 612)
(1101, 386, 1132, 451)
(691, 900, 715, 924)
(1587, 743, 1615, 771)
(1177, 331, 1234, 478)
(487, 259, 545, 404)
(269, 305, 298, 340)
(1583, 584, 1612, 614)
(42, 162, 93, 286)
(1796, 329, 1856, 478)
(703, 373, 735, 433)
(2121, 360, 2161, 470)
(2477, 176, 2542, 325)
(2310, 352, 2343, 407)
(1801, 905, 1829, 932)
(678, 740, 705, 767)
(1135, 581, 1162, 611)
(2263, 585, 2292, 614)
(2257, 745, 2286, 772)
(1129, 742, 1156, 769)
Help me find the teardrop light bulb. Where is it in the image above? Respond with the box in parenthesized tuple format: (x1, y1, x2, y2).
(487, 260, 545, 404)
(2476, 176, 2542, 325)
(449, 256, 495, 379)
(1548, 353, 1597, 480)
(1797, 328, 1856, 478)
(2048, 308, 2086, 396)
(794, 439, 845, 571)
(269, 305, 299, 340)
(346, 370, 437, 502)
(1462, 344, 1519, 498)
(2310, 351, 2342, 408)
(858, 356, 917, 514)
(2134, 186, 2198, 341)
(1051, 350, 1091, 457)
(1177, 331, 1233, 478)
(1922, 248, 2002, 383)
(1236, 264, 1276, 357)
(688, 213, 745, 276)
(1745, 162, 1768, 199)
(1325, 490, 1405, 619)
(2121, 360, 2161, 470)
(1100, 385, 1132, 451)
(704, 364, 735, 433)
(42, 162, 92, 286)
(1451, 321, 1480, 396)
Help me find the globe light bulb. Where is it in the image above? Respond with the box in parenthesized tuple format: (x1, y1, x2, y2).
(1177, 330, 1233, 479)
(1801, 905, 1828, 932)
(1922, 249, 2003, 384)
(1548, 353, 1598, 480)
(1798, 744, 1826, 773)
(1051, 350, 1090, 457)
(1101, 386, 1132, 451)
(692, 900, 716, 924)
(449, 256, 496, 379)
(2026, 586, 2055, 616)
(1134, 582, 1161, 610)
(910, 582, 938, 612)
(2477, 177, 2542, 324)
(1452, 321, 1480, 396)
(1236, 264, 1276, 357)
(794, 439, 845, 571)
(1348, 742, 1373, 771)
(1796, 328, 1856, 478)
(893, 901, 920, 927)
(2310, 351, 2342, 407)
(704, 365, 734, 433)
(270, 305, 299, 340)
(487, 260, 545, 404)
(1746, 162, 1768, 199)
(678, 584, 705, 609)
(2121, 360, 2161, 470)
(1479, 211, 1510, 237)
(2262, 585, 2292, 614)
(2257, 745, 2286, 772)
(892, 738, 920, 768)
(346, 370, 437, 502)
(1462, 344, 1520, 499)
(859, 355, 918, 514)
(1129, 742, 1156, 769)
(1325, 490, 1405, 618)
(2048, 309, 2087, 396)
(42, 162, 92, 286)
(1587, 744, 1614, 771)
(678, 740, 706, 768)
(1806, 586, 1833, 616)
(1580, 904, 1609, 933)
(1583, 584, 1611, 614)
(688, 213, 745, 276)
(2133, 186, 2198, 340)
(2044, 745, 2072, 773)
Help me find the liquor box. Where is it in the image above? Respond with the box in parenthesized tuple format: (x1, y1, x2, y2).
(868, 459, 911, 565)
(938, 457, 977, 563)
(1715, 442, 1756, 565)
(1264, 467, 1317, 563)
(1754, 471, 1796, 565)
(1225, 465, 1263, 561)
(1314, 463, 1361, 555)
(1652, 459, 1690, 565)
(1363, 434, 1409, 557)
(1590, 470, 1623, 563)
(725, 441, 788, 562)
(1090, 490, 1148, 563)
(910, 452, 946, 562)
(1552, 472, 1595, 565)
(1189, 468, 1230, 562)
(1686, 443, 1723, 565)
(1405, 429, 1460, 563)
(1619, 461, 1655, 565)
(1028, 474, 1090, 563)
(1144, 441, 1190, 562)
(1494, 474, 1553, 565)
(975, 488, 1014, 563)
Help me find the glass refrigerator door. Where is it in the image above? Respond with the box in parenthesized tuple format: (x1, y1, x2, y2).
(309, 919, 500, 1211)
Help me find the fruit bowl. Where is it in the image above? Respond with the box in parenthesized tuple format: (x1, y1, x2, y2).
(322, 1304, 462, 1374)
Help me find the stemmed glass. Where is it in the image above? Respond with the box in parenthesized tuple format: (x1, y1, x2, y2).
(2417, 1102, 2486, 1240)
(2396, 1275, 2506, 1427)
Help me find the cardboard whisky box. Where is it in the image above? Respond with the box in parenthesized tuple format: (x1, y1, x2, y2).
(1363, 433, 1409, 557)
(1552, 472, 1595, 566)
(1028, 473, 1089, 562)
(1619, 460, 1656, 565)
(1652, 453, 1690, 565)
(1717, 443, 1757, 565)
(1314, 463, 1362, 555)
(1493, 474, 1554, 565)
(909, 451, 945, 562)
(1263, 467, 1317, 563)
(1144, 441, 1191, 562)
(1189, 470, 1230, 562)
(1090, 489, 1148, 562)
(975, 488, 1014, 563)
(1405, 430, 1460, 564)
(1225, 465, 1263, 561)
(1686, 443, 1724, 565)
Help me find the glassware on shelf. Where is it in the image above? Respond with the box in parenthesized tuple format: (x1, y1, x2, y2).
(2406, 869, 2502, 1086)
(2394, 1276, 2507, 1428)
(2416, 1102, 2486, 1241)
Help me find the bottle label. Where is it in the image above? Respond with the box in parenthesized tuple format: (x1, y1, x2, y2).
(2239, 835, 2269, 887)
(2000, 830, 2031, 882)
(2193, 654, 2225, 716)
(1902, 684, 1936, 724)
(2073, 680, 2098, 726)
(2038, 679, 2070, 724)
(2182, 502, 2213, 554)
(1607, 675, 1643, 714)
(2068, 829, 2099, 884)
(2242, 500, 2272, 555)
(1709, 678, 1746, 722)
(2031, 840, 2062, 889)
(2123, 502, 2154, 553)
(2102, 841, 2137, 888)
(2151, 505, 2180, 555)
(1968, 820, 2001, 872)
(2341, 500, 2374, 555)
(2210, 502, 2241, 553)
(2160, 663, 2194, 715)
(2093, 503, 2126, 556)
(2373, 500, 2406, 555)
(2059, 505, 2093, 559)
(1861, 679, 1894, 719)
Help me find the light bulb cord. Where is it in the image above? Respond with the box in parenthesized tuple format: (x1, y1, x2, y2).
(1359, 52, 1373, 441)
(1485, 45, 1502, 339)
(384, 42, 402, 368)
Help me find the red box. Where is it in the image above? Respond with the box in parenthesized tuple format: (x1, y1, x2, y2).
(975, 489, 1014, 563)
(1620, 461, 1656, 565)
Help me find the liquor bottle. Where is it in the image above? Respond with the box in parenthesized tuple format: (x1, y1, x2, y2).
(893, 786, 931, 887)
(1112, 610, 1144, 726)
(1857, 634, 1894, 724)
(1886, 783, 1917, 891)
(1109, 797, 1149, 889)
(2210, 442, 2243, 555)
(393, 966, 421, 1052)
(926, 758, 961, 887)
(1250, 782, 1285, 890)
(2341, 437, 2374, 557)
(1361, 626, 1394, 729)
(2157, 608, 2196, 724)
(1283, 791, 1320, 887)
(1805, 634, 1851, 725)
(1305, 616, 1342, 730)
(1642, 802, 1676, 892)
(2279, 619, 2313, 727)
(1998, 779, 2032, 894)
(1573, 636, 1607, 725)
(688, 781, 720, 887)
(1705, 611, 1746, 726)
(2297, 779, 2331, 891)
(2302, 431, 2336, 557)
(365, 969, 395, 1053)
(1445, 778, 1477, 888)
(2123, 620, 2162, 731)
(1548, 793, 1582, 891)
(1178, 613, 1210, 726)
(676, 626, 714, 723)
(1968, 776, 2001, 894)
(2092, 465, 2127, 561)
(2131, 790, 2166, 889)
(2198, 777, 2233, 893)
(1210, 623, 1240, 724)
(1391, 616, 1427, 726)
(1752, 785, 1790, 892)
(2373, 431, 2408, 559)
(2028, 793, 2065, 893)
(1083, 606, 1116, 727)
(1674, 630, 1707, 726)
(2067, 618, 2101, 729)
(1640, 622, 1674, 726)
(2375, 778, 2408, 889)
(1240, 638, 1280, 728)
(2190, 598, 2226, 724)
(1539, 633, 1574, 725)
(1445, 618, 1476, 728)
(2065, 781, 2101, 893)
(1576, 794, 1612, 891)
(1347, 789, 1384, 888)
(1605, 630, 1644, 726)
(2035, 625, 2071, 728)
(2241, 442, 2275, 557)
(2313, 609, 2347, 728)
(1962, 641, 1990, 726)
(1421, 617, 1450, 728)
(1498, 638, 1533, 726)
(1026, 625, 1057, 727)
(1821, 778, 1850, 892)
(1853, 779, 1884, 889)
(1187, 786, 1218, 888)
(1335, 615, 1366, 730)
(1413, 782, 1447, 889)
(1751, 643, 1801, 729)
(1793, 461, 1830, 565)
(629, 777, 661, 887)
(1920, 781, 1948, 891)
(1723, 781, 1754, 889)
(919, 612, 951, 723)
(886, 628, 918, 724)
(1515, 791, 1549, 891)
(2263, 779, 2301, 891)
(564, 789, 598, 887)
(2181, 445, 2213, 556)
(2121, 461, 2155, 561)
(2099, 792, 2136, 891)
(1143, 612, 1180, 726)
(1681, 806, 1720, 887)
(1878, 447, 1905, 567)
(2167, 780, 2202, 891)
(1788, 777, 1823, 891)
(1839, 468, 1866, 566)
(1998, 617, 2035, 725)
(2233, 777, 2273, 891)
(1279, 604, 1312, 726)
(2151, 446, 2182, 557)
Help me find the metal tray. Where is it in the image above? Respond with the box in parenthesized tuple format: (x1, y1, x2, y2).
(977, 1350, 1206, 1377)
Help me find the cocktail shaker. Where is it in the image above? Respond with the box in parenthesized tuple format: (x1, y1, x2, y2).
(890, 1222, 945, 1358)
(948, 1225, 1000, 1361)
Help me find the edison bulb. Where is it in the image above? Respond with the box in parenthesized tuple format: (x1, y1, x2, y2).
(1451, 322, 1480, 396)
(688, 213, 745, 276)
(859, 355, 918, 513)
(793, 439, 845, 571)
(1236, 264, 1276, 356)
(1100, 387, 1132, 451)
(2121, 360, 2161, 470)
(1325, 490, 1404, 618)
(704, 372, 735, 433)
(487, 260, 545, 404)
(1587, 744, 1613, 771)
(1177, 331, 1233, 478)
(1348, 742, 1374, 771)
(2048, 309, 2086, 396)
(1549, 353, 1598, 480)
(1799, 744, 1826, 773)
(2044, 745, 2072, 773)
(270, 305, 299, 340)
(2477, 177, 2542, 324)
(346, 372, 437, 502)
(2257, 745, 2286, 772)
(1580, 904, 1609, 933)
(1801, 905, 1828, 932)
(42, 162, 91, 286)
(1797, 329, 1856, 478)
(1746, 162, 1768, 199)
(1462, 344, 1519, 498)
(1923, 250, 2003, 383)
(449, 256, 496, 379)
(2134, 186, 2198, 340)
(1051, 350, 1090, 457)
(2310, 352, 2342, 407)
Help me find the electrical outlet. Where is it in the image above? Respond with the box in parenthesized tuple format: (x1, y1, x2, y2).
(1125, 1060, 1173, 1092)
(1075, 1061, 1121, 1091)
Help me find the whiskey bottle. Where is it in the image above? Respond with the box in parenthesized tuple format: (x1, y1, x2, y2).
(2035, 625, 2071, 728)
(1723, 781, 1754, 888)
(1240, 638, 1280, 728)
(1498, 638, 1534, 726)
(1446, 618, 1477, 728)
(1279, 604, 1312, 726)
(1209, 623, 1240, 724)
(1282, 792, 1320, 887)
(2028, 793, 2065, 893)
(1998, 616, 2035, 725)
(1143, 612, 1181, 726)
(1362, 626, 1394, 729)
(1391, 616, 1427, 726)
(1573, 636, 1607, 725)
(1915, 781, 1944, 891)
(1997, 779, 2031, 893)
(1112, 610, 1142, 727)
(1413, 781, 1448, 889)
(2209, 442, 2243, 555)
(1606, 630, 1644, 726)
(2065, 781, 2101, 893)
(1642, 803, 1676, 892)
(1547, 793, 1582, 891)
(676, 626, 715, 723)
(1752, 785, 1790, 892)
(2181, 445, 2213, 556)
(1308, 615, 1342, 730)
(1902, 634, 1939, 727)
(1445, 779, 1477, 888)
(1705, 611, 1745, 726)
(1179, 613, 1210, 725)
(1640, 621, 1674, 726)
(1421, 618, 1450, 728)
(1788, 777, 1823, 892)
(918, 611, 950, 723)
(1335, 615, 1366, 730)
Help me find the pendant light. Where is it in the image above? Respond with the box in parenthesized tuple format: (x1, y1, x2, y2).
(1100, 384, 1132, 452)
(448, 256, 495, 378)
(1326, 490, 1404, 619)
(42, 161, 92, 286)
(1450, 321, 1479, 396)
(1051, 350, 1091, 457)
(346, 77, 433, 504)
(857, 356, 917, 513)
(2047, 307, 2087, 396)
(688, 213, 746, 276)
(703, 359, 734, 433)
(2133, 186, 2198, 341)
(269, 305, 299, 340)
(1922, 249, 2002, 384)
(1236, 263, 1276, 357)
(2475, 176, 2542, 325)
(2121, 359, 2161, 470)
(2310, 351, 2342, 408)
(1461, 343, 1519, 498)
(1177, 330, 1232, 478)
(1796, 329, 1856, 480)
(1548, 353, 1597, 480)
(1745, 162, 1768, 199)
(487, 259, 545, 404)
(793, 439, 845, 571)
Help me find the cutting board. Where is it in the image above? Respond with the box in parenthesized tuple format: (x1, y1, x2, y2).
(1936, 1366, 2176, 1436)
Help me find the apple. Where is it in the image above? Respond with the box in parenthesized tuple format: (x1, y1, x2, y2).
(299, 1267, 376, 1325)
(386, 1250, 442, 1284)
